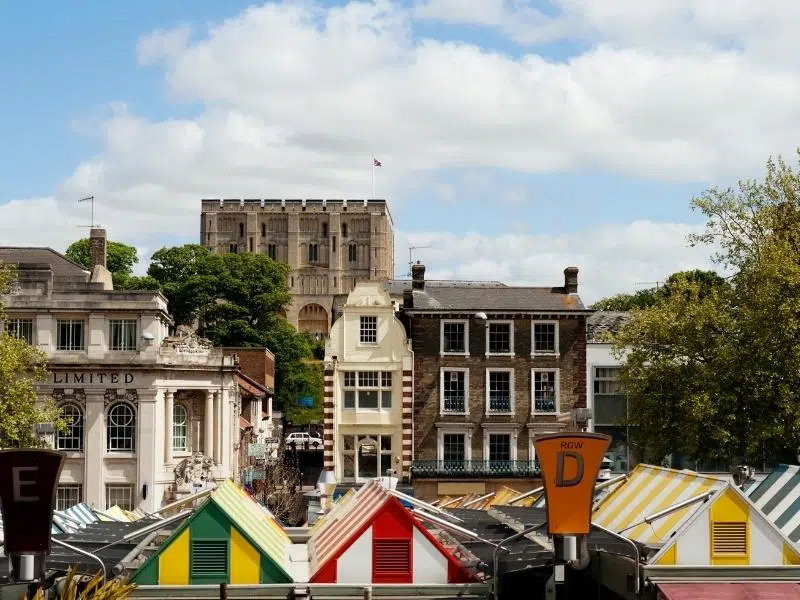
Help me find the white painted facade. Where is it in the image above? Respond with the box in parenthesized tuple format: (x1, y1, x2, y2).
(323, 281, 413, 482)
(587, 338, 631, 471)
(1, 243, 241, 513)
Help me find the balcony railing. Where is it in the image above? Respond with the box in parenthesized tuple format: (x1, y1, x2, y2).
(411, 460, 540, 478)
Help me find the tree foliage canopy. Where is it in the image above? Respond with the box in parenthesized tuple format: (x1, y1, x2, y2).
(64, 238, 156, 290)
(138, 245, 321, 415)
(612, 153, 800, 466)
(0, 264, 62, 447)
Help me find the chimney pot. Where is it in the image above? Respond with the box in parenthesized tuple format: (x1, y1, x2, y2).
(89, 228, 107, 271)
(411, 262, 425, 290)
(564, 267, 579, 294)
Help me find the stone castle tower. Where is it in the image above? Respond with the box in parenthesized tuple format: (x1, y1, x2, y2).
(200, 199, 394, 336)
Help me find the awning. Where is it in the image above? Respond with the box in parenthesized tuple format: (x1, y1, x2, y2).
(658, 582, 800, 599)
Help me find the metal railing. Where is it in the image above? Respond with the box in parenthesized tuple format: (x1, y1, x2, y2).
(411, 460, 540, 478)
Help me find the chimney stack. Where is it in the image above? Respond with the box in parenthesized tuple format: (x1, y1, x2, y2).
(564, 267, 579, 294)
(89, 228, 107, 271)
(411, 261, 425, 290)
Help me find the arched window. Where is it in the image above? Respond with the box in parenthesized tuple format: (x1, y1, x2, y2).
(107, 402, 136, 452)
(308, 243, 319, 263)
(57, 404, 84, 451)
(173, 404, 188, 452)
(348, 243, 357, 263)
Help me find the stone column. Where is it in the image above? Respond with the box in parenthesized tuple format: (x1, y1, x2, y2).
(137, 392, 158, 512)
(84, 392, 106, 509)
(205, 390, 214, 457)
(164, 390, 174, 464)
(213, 391, 221, 465)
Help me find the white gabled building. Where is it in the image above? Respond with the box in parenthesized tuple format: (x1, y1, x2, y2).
(0, 229, 250, 512)
(322, 281, 414, 483)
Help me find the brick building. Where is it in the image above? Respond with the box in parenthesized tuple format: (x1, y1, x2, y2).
(200, 199, 394, 337)
(402, 263, 592, 500)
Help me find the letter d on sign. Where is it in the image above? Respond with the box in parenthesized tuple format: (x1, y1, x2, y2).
(0, 450, 64, 554)
(534, 433, 611, 536)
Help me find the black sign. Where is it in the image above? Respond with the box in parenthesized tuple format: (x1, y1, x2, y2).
(0, 450, 64, 553)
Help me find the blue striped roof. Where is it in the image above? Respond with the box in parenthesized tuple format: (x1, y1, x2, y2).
(746, 464, 800, 542)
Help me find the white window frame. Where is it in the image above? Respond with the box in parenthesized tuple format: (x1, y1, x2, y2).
(531, 368, 560, 415)
(56, 318, 85, 351)
(485, 320, 514, 356)
(482, 427, 518, 462)
(440, 319, 469, 356)
(106, 401, 137, 453)
(437, 428, 472, 462)
(485, 368, 515, 414)
(109, 318, 138, 351)
(4, 318, 35, 345)
(528, 426, 563, 462)
(56, 403, 84, 452)
(341, 370, 393, 411)
(105, 484, 134, 510)
(56, 484, 83, 511)
(531, 320, 559, 356)
(173, 403, 189, 453)
(360, 315, 378, 345)
(439, 368, 469, 415)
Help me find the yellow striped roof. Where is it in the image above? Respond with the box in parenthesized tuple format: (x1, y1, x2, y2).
(592, 464, 726, 544)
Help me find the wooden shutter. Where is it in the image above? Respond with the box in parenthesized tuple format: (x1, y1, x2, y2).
(373, 539, 411, 576)
(712, 521, 747, 555)
(191, 540, 228, 576)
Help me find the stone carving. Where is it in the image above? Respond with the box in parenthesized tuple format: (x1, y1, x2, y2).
(52, 389, 86, 405)
(104, 389, 138, 407)
(167, 333, 213, 355)
(174, 452, 215, 493)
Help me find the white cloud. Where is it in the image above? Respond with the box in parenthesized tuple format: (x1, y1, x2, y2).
(397, 220, 716, 303)
(1, 0, 793, 298)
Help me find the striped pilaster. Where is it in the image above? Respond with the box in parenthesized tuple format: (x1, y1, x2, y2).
(323, 369, 335, 471)
(401, 369, 413, 480)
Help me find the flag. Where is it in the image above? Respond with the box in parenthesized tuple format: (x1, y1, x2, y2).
(373, 158, 382, 167)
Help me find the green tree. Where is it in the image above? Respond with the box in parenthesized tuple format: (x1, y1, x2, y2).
(65, 238, 148, 290)
(142, 245, 321, 413)
(613, 152, 800, 466)
(590, 287, 661, 310)
(0, 263, 62, 447)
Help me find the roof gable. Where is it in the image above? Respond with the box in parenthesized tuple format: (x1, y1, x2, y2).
(592, 464, 726, 544)
(131, 480, 293, 584)
(747, 463, 800, 543)
(650, 484, 800, 565)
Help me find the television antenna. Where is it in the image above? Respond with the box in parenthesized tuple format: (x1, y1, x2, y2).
(77, 195, 100, 228)
(408, 245, 431, 276)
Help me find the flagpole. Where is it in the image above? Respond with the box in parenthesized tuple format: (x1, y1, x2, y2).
(371, 155, 375, 199)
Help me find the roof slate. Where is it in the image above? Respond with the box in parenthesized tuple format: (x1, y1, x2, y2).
(587, 311, 631, 342)
(408, 286, 587, 312)
(0, 247, 89, 279)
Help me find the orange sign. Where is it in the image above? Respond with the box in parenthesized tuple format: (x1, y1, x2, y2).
(534, 433, 611, 536)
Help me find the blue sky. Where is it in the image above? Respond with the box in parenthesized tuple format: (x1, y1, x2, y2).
(2, 0, 796, 301)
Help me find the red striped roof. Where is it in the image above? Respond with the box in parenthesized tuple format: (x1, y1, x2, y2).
(308, 480, 389, 574)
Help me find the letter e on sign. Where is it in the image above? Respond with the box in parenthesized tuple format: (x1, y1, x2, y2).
(0, 449, 65, 554)
(534, 433, 611, 536)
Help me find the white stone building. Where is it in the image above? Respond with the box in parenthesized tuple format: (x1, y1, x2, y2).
(322, 281, 413, 483)
(0, 230, 250, 512)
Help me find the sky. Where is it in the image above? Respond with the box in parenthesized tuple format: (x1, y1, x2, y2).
(3, 0, 800, 303)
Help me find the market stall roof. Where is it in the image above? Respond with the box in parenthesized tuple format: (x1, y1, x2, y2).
(592, 464, 726, 545)
(747, 463, 800, 543)
(657, 582, 800, 599)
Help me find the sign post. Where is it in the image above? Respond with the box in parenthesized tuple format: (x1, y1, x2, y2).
(0, 449, 65, 583)
(534, 433, 611, 599)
